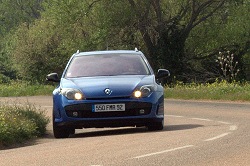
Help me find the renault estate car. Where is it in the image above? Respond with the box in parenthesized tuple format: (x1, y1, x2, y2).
(47, 49, 170, 138)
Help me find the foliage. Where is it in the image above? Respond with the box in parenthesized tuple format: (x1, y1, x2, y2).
(216, 51, 240, 82)
(10, 0, 100, 81)
(0, 0, 249, 83)
(123, 0, 228, 76)
(11, 21, 66, 81)
(0, 81, 54, 97)
(0, 0, 44, 82)
(185, 0, 250, 82)
(0, 34, 17, 82)
(243, 53, 250, 80)
(165, 80, 250, 101)
(0, 0, 43, 36)
(0, 102, 49, 147)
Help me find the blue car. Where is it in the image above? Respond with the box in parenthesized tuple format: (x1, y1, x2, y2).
(47, 49, 170, 138)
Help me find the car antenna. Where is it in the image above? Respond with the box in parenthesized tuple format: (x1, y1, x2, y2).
(135, 47, 139, 52)
(76, 50, 80, 54)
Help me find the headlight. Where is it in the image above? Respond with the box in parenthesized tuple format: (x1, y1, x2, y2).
(60, 88, 84, 100)
(133, 85, 157, 98)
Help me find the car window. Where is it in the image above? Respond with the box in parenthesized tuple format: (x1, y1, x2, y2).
(65, 54, 151, 78)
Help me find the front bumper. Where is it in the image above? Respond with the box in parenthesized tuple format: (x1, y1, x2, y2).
(56, 117, 163, 128)
(53, 92, 164, 128)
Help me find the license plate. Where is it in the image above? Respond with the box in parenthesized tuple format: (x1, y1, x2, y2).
(92, 103, 125, 112)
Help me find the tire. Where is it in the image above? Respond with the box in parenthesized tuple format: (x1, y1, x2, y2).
(53, 122, 71, 138)
(52, 114, 71, 138)
(69, 128, 75, 135)
(147, 120, 164, 131)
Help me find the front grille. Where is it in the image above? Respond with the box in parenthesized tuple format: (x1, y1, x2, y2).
(65, 102, 152, 118)
(86, 96, 130, 100)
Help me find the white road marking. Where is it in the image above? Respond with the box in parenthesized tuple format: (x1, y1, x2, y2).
(230, 125, 238, 131)
(191, 118, 212, 122)
(204, 133, 231, 142)
(132, 145, 194, 159)
(165, 115, 237, 143)
(165, 115, 184, 118)
(217, 121, 231, 125)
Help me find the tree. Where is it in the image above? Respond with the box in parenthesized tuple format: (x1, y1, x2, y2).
(0, 0, 44, 82)
(96, 0, 249, 82)
(86, 0, 226, 80)
(7, 0, 250, 82)
(0, 0, 43, 36)
(125, 0, 227, 79)
(185, 0, 250, 82)
(10, 0, 97, 81)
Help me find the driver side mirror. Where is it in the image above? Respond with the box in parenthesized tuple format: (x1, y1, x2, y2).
(156, 69, 170, 79)
(46, 73, 60, 82)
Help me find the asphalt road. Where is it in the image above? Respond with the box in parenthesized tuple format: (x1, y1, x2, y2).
(0, 96, 250, 166)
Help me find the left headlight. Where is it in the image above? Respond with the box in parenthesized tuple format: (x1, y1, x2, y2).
(133, 85, 157, 98)
(60, 88, 84, 100)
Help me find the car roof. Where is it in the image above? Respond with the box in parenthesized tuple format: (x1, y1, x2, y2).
(74, 50, 143, 57)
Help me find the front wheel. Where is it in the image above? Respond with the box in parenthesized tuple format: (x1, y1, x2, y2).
(52, 114, 71, 138)
(53, 122, 71, 138)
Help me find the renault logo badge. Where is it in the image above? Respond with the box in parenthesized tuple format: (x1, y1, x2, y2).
(104, 88, 112, 95)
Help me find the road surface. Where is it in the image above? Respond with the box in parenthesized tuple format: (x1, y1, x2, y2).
(0, 96, 249, 166)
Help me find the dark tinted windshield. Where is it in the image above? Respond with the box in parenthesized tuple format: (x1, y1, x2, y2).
(65, 54, 151, 78)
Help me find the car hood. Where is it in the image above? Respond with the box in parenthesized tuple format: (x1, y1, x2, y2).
(60, 75, 155, 98)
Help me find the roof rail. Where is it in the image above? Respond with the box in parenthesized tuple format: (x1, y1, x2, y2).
(135, 47, 139, 52)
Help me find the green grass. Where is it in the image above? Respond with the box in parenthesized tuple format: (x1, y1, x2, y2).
(0, 81, 54, 97)
(0, 103, 50, 148)
(165, 81, 250, 101)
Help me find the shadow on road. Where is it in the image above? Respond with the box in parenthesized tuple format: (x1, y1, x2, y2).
(0, 124, 203, 150)
(166, 124, 203, 131)
(70, 124, 203, 138)
(72, 127, 148, 138)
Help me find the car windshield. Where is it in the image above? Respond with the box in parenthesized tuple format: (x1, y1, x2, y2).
(65, 53, 151, 78)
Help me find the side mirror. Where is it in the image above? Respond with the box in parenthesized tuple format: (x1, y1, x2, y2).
(46, 73, 60, 82)
(156, 69, 170, 79)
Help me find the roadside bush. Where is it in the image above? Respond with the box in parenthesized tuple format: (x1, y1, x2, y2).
(0, 103, 49, 147)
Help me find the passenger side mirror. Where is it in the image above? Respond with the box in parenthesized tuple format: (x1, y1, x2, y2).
(156, 69, 170, 79)
(46, 73, 60, 82)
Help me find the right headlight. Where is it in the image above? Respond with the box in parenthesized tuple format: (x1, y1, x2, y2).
(60, 88, 84, 100)
(133, 85, 157, 98)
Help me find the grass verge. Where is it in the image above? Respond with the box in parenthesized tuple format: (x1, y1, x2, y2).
(0, 103, 50, 149)
(0, 81, 54, 97)
(165, 81, 250, 101)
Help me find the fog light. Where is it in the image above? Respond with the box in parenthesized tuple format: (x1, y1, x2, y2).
(72, 111, 78, 117)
